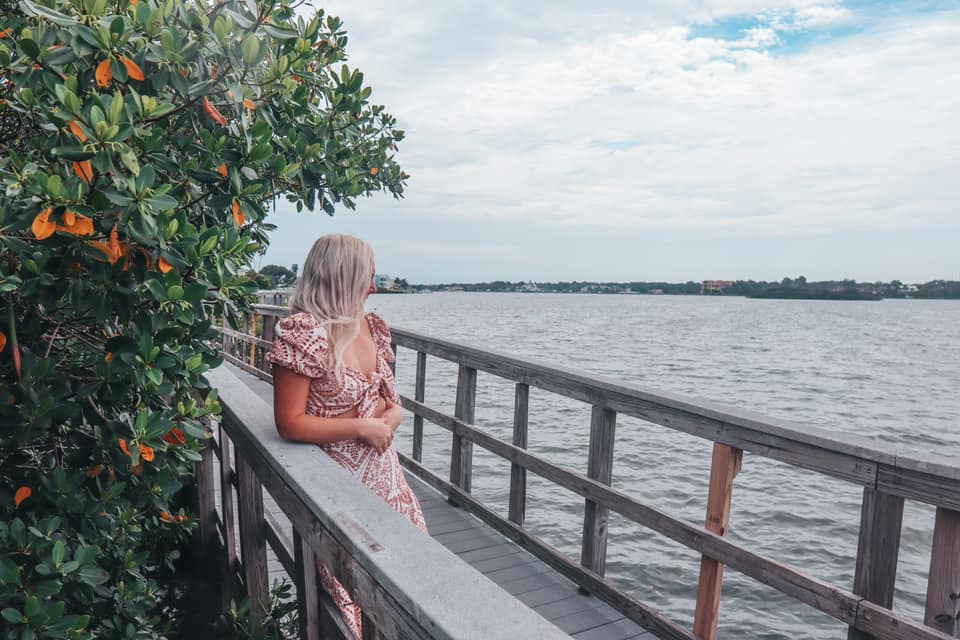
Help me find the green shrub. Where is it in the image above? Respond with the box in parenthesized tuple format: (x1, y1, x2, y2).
(0, 0, 405, 636)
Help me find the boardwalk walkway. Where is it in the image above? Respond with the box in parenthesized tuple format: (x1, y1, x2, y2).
(223, 363, 651, 640)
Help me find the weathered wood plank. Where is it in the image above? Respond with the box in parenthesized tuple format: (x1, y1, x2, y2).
(195, 425, 218, 557)
(236, 455, 269, 619)
(218, 425, 240, 600)
(294, 530, 321, 640)
(582, 405, 617, 578)
(510, 382, 529, 526)
(413, 351, 427, 462)
(924, 507, 960, 635)
(208, 364, 569, 640)
(848, 488, 904, 640)
(693, 443, 743, 640)
(399, 453, 698, 640)
(450, 365, 477, 493)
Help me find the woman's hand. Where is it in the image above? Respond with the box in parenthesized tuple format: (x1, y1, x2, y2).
(383, 403, 404, 433)
(357, 417, 394, 454)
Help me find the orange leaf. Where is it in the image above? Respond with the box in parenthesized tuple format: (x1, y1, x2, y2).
(57, 211, 94, 237)
(95, 58, 113, 88)
(159, 511, 175, 523)
(370, 167, 379, 176)
(104, 352, 113, 364)
(32, 208, 56, 240)
(202, 97, 227, 126)
(119, 56, 144, 81)
(129, 0, 138, 5)
(217, 163, 228, 177)
(232, 200, 245, 227)
(73, 160, 94, 184)
(108, 225, 121, 258)
(0, 330, 5, 353)
(139, 444, 155, 462)
(139, 248, 154, 269)
(243, 98, 255, 111)
(158, 257, 173, 274)
(0, 28, 12, 39)
(14, 486, 31, 508)
(163, 428, 186, 445)
(85, 464, 103, 478)
(119, 438, 131, 457)
(68, 120, 87, 142)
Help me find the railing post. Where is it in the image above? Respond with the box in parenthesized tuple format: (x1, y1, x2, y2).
(580, 404, 616, 578)
(194, 418, 217, 558)
(509, 382, 529, 526)
(693, 443, 743, 640)
(413, 352, 426, 462)
(248, 312, 258, 368)
(260, 314, 276, 371)
(924, 507, 960, 635)
(219, 426, 239, 598)
(847, 488, 904, 640)
(450, 365, 477, 493)
(236, 455, 269, 619)
(293, 530, 321, 640)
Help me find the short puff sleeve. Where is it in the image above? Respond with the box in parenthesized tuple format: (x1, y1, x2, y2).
(366, 312, 396, 363)
(266, 313, 330, 378)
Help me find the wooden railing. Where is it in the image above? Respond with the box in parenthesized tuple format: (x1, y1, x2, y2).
(222, 304, 960, 640)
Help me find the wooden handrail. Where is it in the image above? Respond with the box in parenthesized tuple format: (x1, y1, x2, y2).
(203, 365, 569, 640)
(225, 303, 960, 640)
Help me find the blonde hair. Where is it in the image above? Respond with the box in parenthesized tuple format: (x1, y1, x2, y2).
(289, 234, 375, 381)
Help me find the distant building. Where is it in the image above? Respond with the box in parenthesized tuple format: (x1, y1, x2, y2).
(701, 280, 734, 294)
(375, 274, 395, 290)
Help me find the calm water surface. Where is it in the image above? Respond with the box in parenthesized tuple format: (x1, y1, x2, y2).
(366, 293, 960, 639)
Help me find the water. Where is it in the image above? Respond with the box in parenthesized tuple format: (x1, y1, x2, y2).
(366, 293, 960, 640)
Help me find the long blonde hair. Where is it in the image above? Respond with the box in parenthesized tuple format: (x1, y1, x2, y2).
(289, 234, 375, 381)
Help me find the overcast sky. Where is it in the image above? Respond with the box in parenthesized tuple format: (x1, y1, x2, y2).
(261, 0, 960, 284)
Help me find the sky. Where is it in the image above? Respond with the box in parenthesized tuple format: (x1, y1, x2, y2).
(260, 0, 960, 284)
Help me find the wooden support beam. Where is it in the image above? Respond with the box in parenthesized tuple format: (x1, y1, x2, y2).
(924, 507, 960, 635)
(450, 365, 477, 493)
(194, 420, 217, 558)
(581, 405, 617, 577)
(848, 488, 904, 640)
(236, 455, 269, 620)
(412, 352, 426, 462)
(693, 443, 743, 640)
(509, 383, 529, 526)
(294, 530, 321, 640)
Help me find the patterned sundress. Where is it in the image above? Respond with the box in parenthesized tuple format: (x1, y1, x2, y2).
(266, 311, 428, 637)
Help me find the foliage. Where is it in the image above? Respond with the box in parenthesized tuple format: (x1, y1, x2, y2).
(257, 264, 297, 289)
(218, 581, 297, 640)
(0, 0, 406, 636)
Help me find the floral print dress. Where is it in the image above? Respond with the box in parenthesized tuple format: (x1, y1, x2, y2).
(266, 311, 428, 637)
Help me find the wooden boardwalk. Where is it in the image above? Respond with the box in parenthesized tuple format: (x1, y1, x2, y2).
(225, 365, 650, 640)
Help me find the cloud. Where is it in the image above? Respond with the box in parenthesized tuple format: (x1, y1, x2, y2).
(303, 2, 960, 239)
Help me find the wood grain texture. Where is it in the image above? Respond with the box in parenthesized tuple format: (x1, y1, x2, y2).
(693, 444, 743, 640)
(195, 426, 218, 557)
(294, 530, 322, 640)
(236, 455, 269, 619)
(450, 365, 477, 493)
(509, 382, 529, 526)
(413, 351, 426, 462)
(582, 406, 617, 577)
(924, 507, 960, 635)
(848, 488, 904, 640)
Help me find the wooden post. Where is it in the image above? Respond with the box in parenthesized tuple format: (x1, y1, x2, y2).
(194, 419, 217, 558)
(219, 426, 239, 589)
(847, 488, 904, 640)
(294, 530, 321, 640)
(260, 314, 276, 372)
(509, 383, 529, 526)
(413, 352, 426, 462)
(248, 312, 258, 367)
(236, 455, 269, 619)
(924, 507, 960, 635)
(580, 405, 617, 577)
(450, 365, 477, 493)
(693, 443, 743, 640)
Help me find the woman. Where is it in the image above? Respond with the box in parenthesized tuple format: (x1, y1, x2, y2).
(266, 234, 427, 638)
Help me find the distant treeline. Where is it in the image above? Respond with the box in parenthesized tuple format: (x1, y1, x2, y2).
(408, 278, 960, 299)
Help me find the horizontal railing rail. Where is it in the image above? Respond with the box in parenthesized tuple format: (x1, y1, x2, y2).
(221, 303, 960, 640)
(198, 364, 569, 640)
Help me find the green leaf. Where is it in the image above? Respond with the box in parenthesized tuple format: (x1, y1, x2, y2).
(0, 608, 22, 624)
(52, 539, 65, 566)
(144, 194, 178, 212)
(20, 38, 41, 58)
(52, 147, 95, 161)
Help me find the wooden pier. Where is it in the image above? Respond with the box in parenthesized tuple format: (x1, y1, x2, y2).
(198, 300, 960, 640)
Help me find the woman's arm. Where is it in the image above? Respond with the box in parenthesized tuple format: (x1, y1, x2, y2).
(273, 366, 394, 453)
